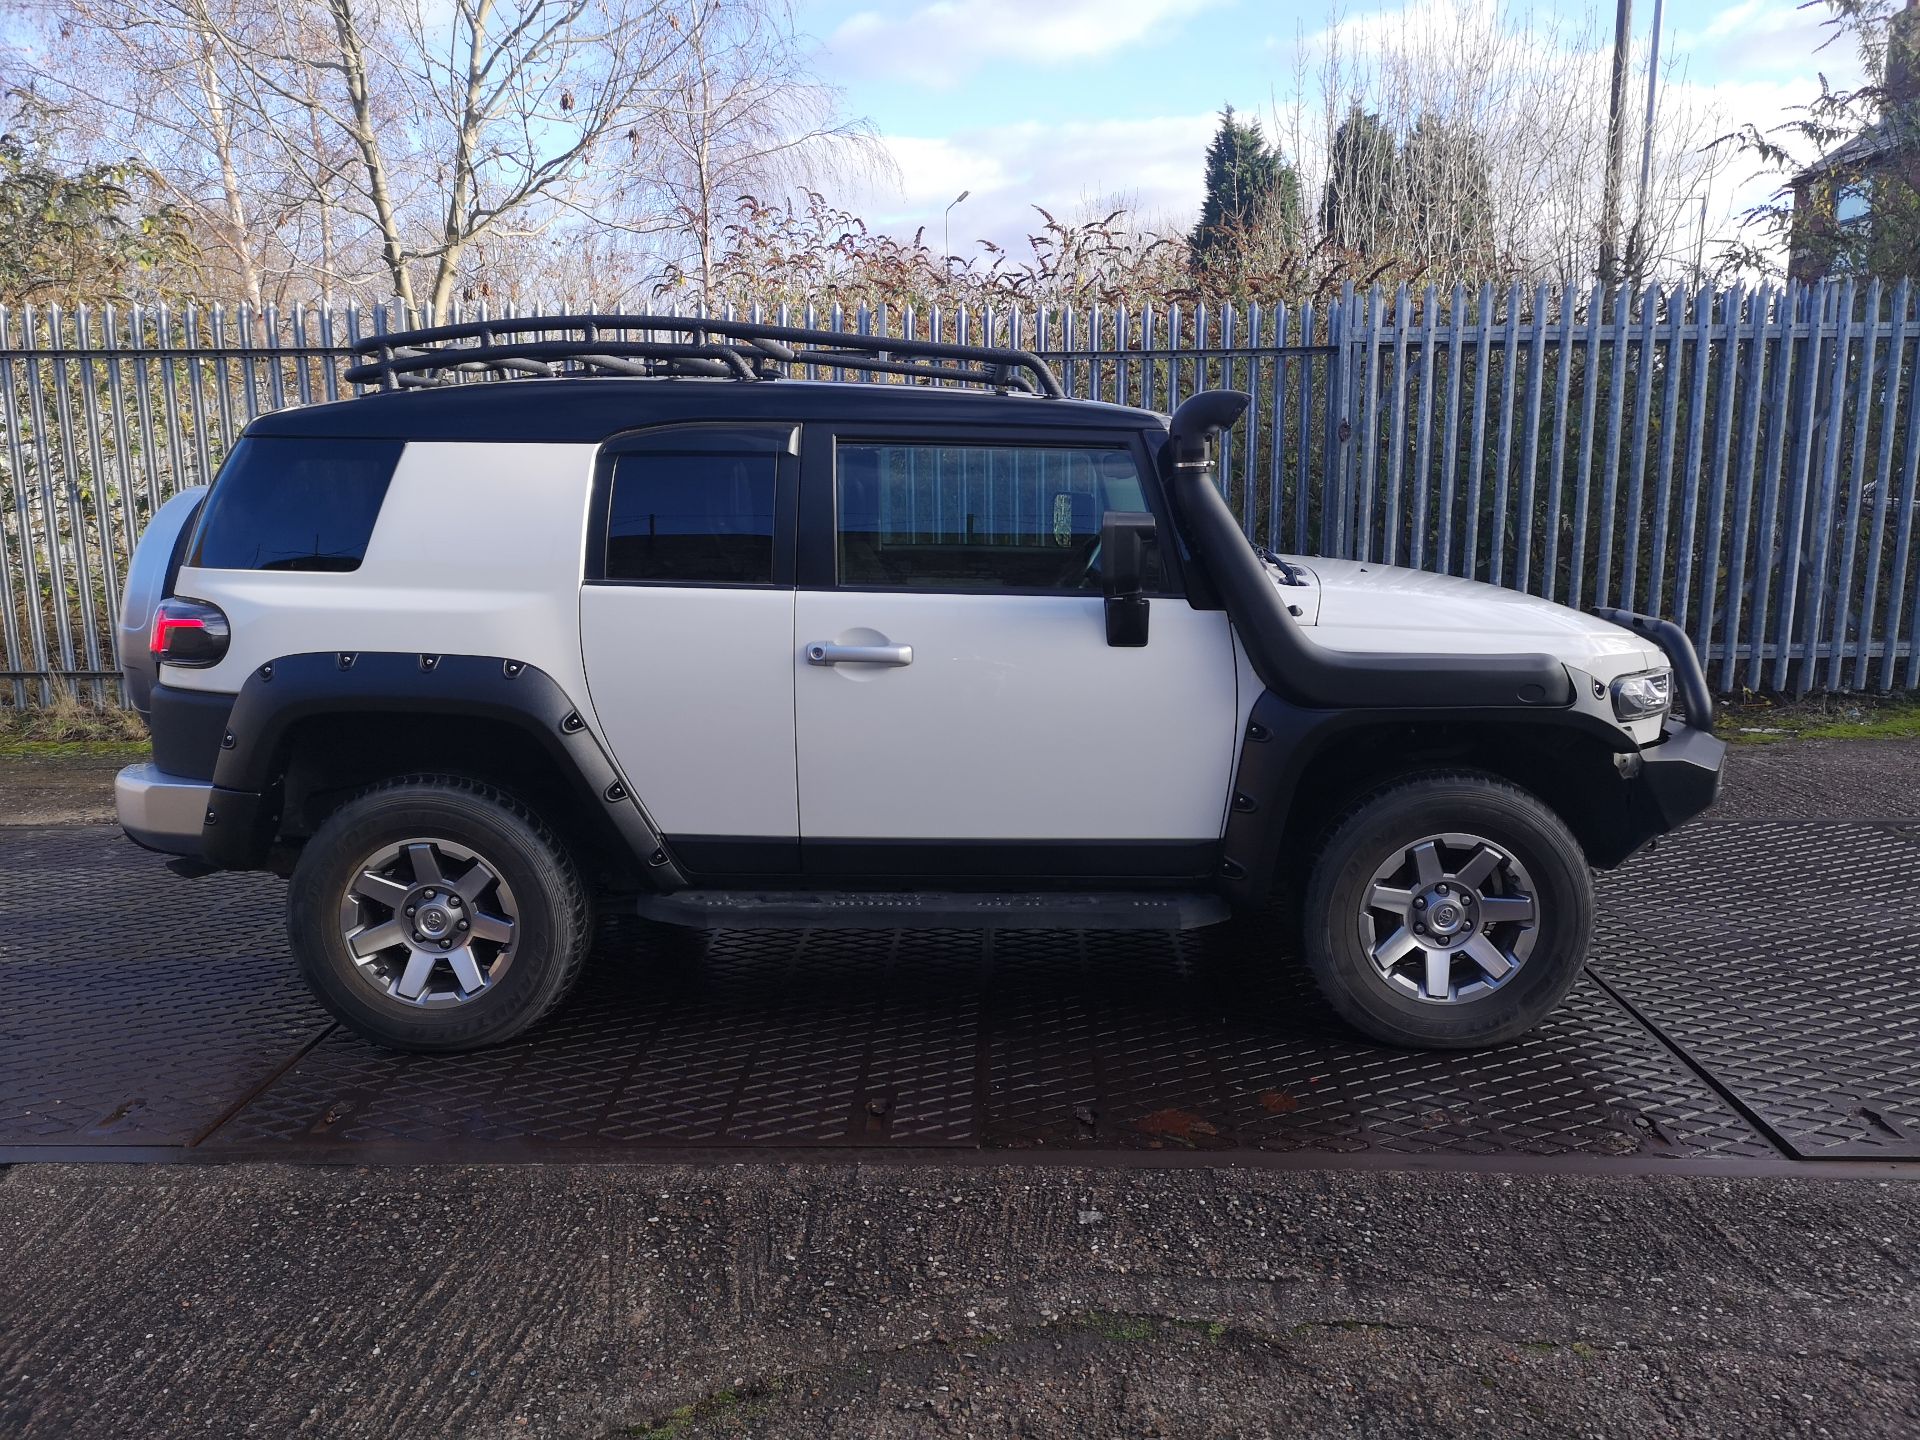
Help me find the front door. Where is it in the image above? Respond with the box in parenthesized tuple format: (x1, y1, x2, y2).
(793, 427, 1240, 879)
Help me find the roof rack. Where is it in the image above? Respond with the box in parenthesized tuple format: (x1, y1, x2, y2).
(344, 314, 1065, 398)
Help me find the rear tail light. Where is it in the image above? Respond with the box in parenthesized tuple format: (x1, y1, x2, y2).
(150, 597, 230, 668)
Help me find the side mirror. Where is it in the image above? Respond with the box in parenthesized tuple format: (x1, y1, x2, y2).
(1101, 511, 1154, 647)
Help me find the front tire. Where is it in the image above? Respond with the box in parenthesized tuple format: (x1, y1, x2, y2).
(1302, 772, 1592, 1049)
(287, 776, 592, 1053)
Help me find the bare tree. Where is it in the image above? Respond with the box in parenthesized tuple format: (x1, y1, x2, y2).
(628, 0, 890, 310)
(27, 0, 709, 308)
(1265, 0, 1729, 290)
(18, 0, 301, 305)
(290, 0, 698, 311)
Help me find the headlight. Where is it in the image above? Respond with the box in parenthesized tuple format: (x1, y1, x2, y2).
(1610, 668, 1672, 722)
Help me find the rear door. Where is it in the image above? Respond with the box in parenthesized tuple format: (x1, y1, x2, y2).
(580, 424, 800, 873)
(792, 424, 1240, 879)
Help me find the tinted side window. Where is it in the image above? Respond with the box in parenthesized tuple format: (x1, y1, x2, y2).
(605, 450, 777, 584)
(188, 436, 402, 572)
(836, 442, 1164, 592)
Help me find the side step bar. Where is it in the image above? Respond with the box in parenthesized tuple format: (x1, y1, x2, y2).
(634, 890, 1231, 932)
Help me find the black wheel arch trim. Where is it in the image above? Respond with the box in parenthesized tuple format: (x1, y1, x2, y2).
(1216, 689, 1716, 907)
(196, 651, 686, 886)
(1164, 390, 1575, 711)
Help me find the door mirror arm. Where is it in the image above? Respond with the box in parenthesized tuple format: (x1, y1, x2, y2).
(1100, 511, 1154, 647)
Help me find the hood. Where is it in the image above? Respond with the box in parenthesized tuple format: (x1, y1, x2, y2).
(1280, 556, 1664, 677)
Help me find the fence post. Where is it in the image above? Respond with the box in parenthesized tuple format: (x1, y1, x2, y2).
(1858, 276, 1911, 690)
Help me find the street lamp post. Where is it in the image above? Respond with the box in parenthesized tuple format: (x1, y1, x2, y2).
(943, 190, 970, 265)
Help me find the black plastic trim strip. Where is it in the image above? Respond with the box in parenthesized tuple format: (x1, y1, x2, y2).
(148, 685, 237, 782)
(799, 837, 1220, 882)
(666, 835, 802, 877)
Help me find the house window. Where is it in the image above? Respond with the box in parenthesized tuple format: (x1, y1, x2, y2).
(1835, 183, 1870, 227)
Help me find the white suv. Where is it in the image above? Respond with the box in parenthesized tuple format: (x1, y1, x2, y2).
(114, 316, 1723, 1053)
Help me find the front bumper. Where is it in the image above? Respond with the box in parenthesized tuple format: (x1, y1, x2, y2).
(116, 763, 211, 856)
(1636, 718, 1725, 827)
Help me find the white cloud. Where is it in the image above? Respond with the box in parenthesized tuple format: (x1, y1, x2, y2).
(849, 114, 1220, 255)
(827, 0, 1227, 87)
(828, 0, 1875, 271)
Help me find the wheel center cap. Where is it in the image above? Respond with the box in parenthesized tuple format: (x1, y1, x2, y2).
(418, 906, 451, 937)
(1422, 893, 1470, 936)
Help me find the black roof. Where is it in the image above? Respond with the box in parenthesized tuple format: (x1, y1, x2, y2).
(246, 377, 1165, 443)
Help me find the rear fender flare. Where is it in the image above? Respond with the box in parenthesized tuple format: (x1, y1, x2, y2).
(198, 651, 684, 887)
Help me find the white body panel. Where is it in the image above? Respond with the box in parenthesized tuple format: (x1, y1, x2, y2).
(793, 591, 1239, 841)
(165, 442, 601, 704)
(580, 586, 798, 837)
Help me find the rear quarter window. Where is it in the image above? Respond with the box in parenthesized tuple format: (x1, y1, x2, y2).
(187, 436, 403, 572)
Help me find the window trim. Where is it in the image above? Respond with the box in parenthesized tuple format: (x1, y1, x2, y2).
(798, 421, 1187, 598)
(585, 422, 800, 588)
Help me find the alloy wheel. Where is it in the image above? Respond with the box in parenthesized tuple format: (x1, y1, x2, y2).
(336, 837, 519, 1006)
(1357, 832, 1539, 1004)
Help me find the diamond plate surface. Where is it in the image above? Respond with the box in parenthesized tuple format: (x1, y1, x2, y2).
(1592, 821, 1920, 1159)
(6, 820, 1917, 1165)
(0, 827, 327, 1145)
(206, 920, 984, 1150)
(978, 915, 1773, 1158)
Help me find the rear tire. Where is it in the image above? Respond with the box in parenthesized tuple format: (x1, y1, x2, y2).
(1302, 771, 1592, 1049)
(287, 776, 591, 1053)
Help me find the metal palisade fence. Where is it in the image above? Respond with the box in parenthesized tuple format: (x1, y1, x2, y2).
(1, 279, 1916, 706)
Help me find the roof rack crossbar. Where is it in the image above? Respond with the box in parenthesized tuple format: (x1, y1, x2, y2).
(345, 313, 1065, 397)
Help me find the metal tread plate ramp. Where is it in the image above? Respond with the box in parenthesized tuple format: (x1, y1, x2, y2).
(3, 821, 1917, 1171)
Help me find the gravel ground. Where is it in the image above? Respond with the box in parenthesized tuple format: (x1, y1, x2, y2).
(1, 1163, 1916, 1439)
(1708, 736, 1920, 820)
(0, 752, 133, 825)
(1, 738, 1916, 1437)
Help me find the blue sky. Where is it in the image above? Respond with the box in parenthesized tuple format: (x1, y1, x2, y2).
(792, 0, 1865, 259)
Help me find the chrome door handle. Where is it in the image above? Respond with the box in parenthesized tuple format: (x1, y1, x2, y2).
(805, 642, 913, 667)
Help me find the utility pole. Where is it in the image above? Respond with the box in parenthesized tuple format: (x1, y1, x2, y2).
(1598, 0, 1634, 288)
(1628, 0, 1666, 282)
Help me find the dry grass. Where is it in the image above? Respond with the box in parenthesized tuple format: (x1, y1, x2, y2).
(0, 690, 150, 752)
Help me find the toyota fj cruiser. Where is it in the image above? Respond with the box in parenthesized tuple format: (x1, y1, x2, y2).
(115, 316, 1723, 1053)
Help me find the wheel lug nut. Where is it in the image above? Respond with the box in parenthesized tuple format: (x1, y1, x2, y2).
(440, 938, 453, 949)
(1414, 897, 1427, 910)
(423, 889, 437, 900)
(405, 905, 416, 916)
(1414, 922, 1426, 934)
(458, 919, 469, 931)
(1437, 884, 1449, 896)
